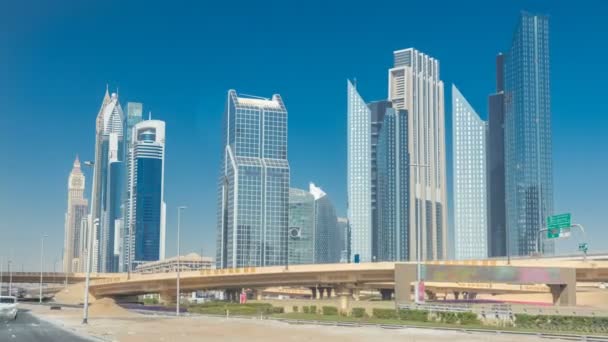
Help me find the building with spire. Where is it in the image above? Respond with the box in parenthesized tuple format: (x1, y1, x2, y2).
(90, 86, 125, 272)
(63, 156, 88, 273)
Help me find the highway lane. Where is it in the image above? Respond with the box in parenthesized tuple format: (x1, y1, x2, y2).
(0, 309, 92, 342)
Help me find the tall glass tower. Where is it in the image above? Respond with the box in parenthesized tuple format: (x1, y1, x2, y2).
(504, 12, 553, 256)
(388, 48, 447, 260)
(310, 183, 339, 264)
(288, 188, 315, 265)
(216, 90, 290, 268)
(90, 88, 125, 272)
(452, 85, 488, 260)
(130, 120, 167, 268)
(347, 80, 373, 262)
(377, 108, 409, 261)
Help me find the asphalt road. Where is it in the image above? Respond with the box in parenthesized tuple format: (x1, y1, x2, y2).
(0, 309, 91, 341)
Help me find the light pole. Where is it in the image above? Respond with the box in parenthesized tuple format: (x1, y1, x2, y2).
(8, 259, 12, 297)
(83, 218, 99, 324)
(0, 257, 3, 296)
(176, 206, 187, 316)
(40, 234, 48, 304)
(410, 163, 429, 304)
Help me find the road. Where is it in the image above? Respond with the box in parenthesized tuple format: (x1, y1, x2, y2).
(0, 309, 91, 342)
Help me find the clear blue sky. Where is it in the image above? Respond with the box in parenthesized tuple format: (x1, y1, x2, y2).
(1, 0, 606, 271)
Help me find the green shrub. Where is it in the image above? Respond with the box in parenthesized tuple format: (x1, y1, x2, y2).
(437, 312, 458, 324)
(187, 302, 275, 316)
(351, 307, 367, 318)
(514, 314, 608, 334)
(309, 305, 317, 314)
(302, 306, 310, 314)
(143, 297, 159, 305)
(272, 306, 284, 314)
(292, 306, 298, 313)
(372, 308, 398, 320)
(322, 306, 338, 316)
(457, 312, 480, 325)
(398, 309, 428, 322)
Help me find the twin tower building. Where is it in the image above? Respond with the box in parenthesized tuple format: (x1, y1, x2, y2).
(63, 88, 166, 273)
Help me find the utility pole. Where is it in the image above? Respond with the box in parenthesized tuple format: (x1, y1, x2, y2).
(40, 234, 48, 304)
(176, 206, 187, 316)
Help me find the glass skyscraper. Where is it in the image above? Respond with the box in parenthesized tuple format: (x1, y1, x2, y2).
(90, 88, 125, 272)
(131, 120, 166, 267)
(388, 48, 447, 261)
(452, 85, 488, 260)
(504, 13, 553, 256)
(310, 183, 339, 264)
(487, 54, 507, 258)
(288, 188, 315, 265)
(377, 108, 409, 261)
(347, 80, 373, 263)
(216, 90, 290, 268)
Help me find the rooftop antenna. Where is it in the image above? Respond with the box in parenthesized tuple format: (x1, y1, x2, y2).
(240, 93, 270, 100)
(353, 77, 357, 88)
(148, 111, 152, 120)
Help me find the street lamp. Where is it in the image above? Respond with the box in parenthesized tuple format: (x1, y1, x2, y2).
(40, 234, 48, 304)
(410, 163, 429, 304)
(0, 257, 3, 296)
(176, 206, 187, 316)
(83, 218, 99, 324)
(8, 259, 12, 297)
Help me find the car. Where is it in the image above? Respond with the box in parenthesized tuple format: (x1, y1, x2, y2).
(0, 296, 18, 320)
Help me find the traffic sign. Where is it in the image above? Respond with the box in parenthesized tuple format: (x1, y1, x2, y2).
(547, 213, 571, 239)
(579, 243, 588, 253)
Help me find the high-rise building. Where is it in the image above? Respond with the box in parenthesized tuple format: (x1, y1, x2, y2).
(487, 54, 507, 257)
(368, 100, 392, 259)
(63, 156, 89, 273)
(288, 188, 315, 265)
(129, 120, 167, 268)
(347, 80, 373, 262)
(388, 48, 447, 260)
(504, 13, 553, 256)
(452, 85, 488, 260)
(90, 87, 125, 272)
(336, 217, 349, 262)
(122, 102, 144, 271)
(310, 183, 339, 263)
(377, 108, 409, 261)
(216, 90, 290, 268)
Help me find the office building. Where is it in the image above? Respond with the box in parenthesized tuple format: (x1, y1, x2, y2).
(452, 85, 488, 259)
(310, 183, 339, 263)
(347, 80, 373, 262)
(130, 120, 167, 269)
(90, 87, 125, 272)
(63, 156, 89, 273)
(288, 188, 315, 265)
(336, 217, 349, 262)
(122, 102, 144, 271)
(487, 54, 507, 257)
(377, 108, 409, 261)
(504, 13, 553, 256)
(388, 48, 447, 260)
(216, 90, 290, 268)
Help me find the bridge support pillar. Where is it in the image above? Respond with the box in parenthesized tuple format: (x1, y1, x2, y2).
(380, 289, 393, 300)
(335, 286, 350, 314)
(159, 291, 176, 305)
(310, 287, 317, 299)
(353, 289, 360, 301)
(549, 284, 576, 306)
(252, 289, 263, 301)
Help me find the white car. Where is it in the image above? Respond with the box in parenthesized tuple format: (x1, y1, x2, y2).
(0, 296, 18, 320)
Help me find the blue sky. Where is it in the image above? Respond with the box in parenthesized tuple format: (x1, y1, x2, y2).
(1, 0, 606, 270)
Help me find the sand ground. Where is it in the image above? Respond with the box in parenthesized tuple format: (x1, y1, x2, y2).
(22, 301, 576, 342)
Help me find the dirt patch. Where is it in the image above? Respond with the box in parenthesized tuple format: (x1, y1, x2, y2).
(89, 297, 135, 318)
(53, 282, 95, 305)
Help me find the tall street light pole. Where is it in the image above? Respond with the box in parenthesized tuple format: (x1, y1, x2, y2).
(82, 160, 95, 324)
(8, 259, 12, 296)
(40, 234, 48, 304)
(176, 206, 187, 316)
(0, 257, 3, 296)
(410, 163, 429, 304)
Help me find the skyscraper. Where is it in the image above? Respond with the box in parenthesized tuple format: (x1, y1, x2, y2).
(377, 108, 409, 261)
(216, 90, 290, 268)
(122, 102, 144, 272)
(368, 100, 392, 259)
(130, 120, 167, 268)
(288, 188, 315, 265)
(310, 183, 339, 264)
(388, 48, 447, 260)
(487, 54, 507, 258)
(347, 80, 373, 262)
(505, 12, 553, 256)
(452, 85, 488, 260)
(63, 156, 89, 273)
(336, 217, 349, 262)
(90, 87, 125, 272)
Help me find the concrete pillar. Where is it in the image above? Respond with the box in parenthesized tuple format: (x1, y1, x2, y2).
(254, 289, 263, 301)
(335, 286, 350, 314)
(550, 284, 576, 306)
(159, 291, 176, 305)
(319, 288, 325, 299)
(453, 291, 460, 300)
(353, 289, 360, 301)
(380, 289, 393, 300)
(394, 263, 416, 304)
(315, 287, 321, 300)
(310, 287, 317, 299)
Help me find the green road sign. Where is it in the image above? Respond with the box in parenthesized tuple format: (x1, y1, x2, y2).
(579, 243, 588, 252)
(547, 213, 571, 239)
